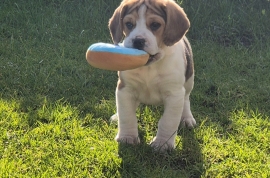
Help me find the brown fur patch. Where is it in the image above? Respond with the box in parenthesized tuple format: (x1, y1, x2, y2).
(145, 0, 190, 46)
(183, 36, 194, 81)
(145, 9, 166, 47)
(108, 0, 144, 44)
(122, 10, 139, 37)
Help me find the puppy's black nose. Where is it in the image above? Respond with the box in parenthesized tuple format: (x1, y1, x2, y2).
(132, 38, 145, 50)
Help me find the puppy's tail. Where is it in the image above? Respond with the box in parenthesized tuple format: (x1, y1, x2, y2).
(110, 113, 118, 123)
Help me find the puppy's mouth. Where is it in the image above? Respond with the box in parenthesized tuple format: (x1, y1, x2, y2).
(146, 53, 160, 66)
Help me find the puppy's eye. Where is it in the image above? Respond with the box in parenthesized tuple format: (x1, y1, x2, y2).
(125, 22, 134, 30)
(150, 22, 161, 31)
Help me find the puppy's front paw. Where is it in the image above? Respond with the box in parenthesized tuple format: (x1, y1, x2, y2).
(181, 116, 196, 128)
(150, 137, 174, 151)
(115, 135, 140, 145)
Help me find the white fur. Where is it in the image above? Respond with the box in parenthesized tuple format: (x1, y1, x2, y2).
(113, 5, 196, 150)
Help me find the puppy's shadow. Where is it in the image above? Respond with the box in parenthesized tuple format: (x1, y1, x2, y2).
(117, 128, 204, 178)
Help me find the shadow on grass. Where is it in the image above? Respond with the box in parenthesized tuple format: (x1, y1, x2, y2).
(117, 128, 204, 178)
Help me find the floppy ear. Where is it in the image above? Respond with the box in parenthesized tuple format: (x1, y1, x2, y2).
(162, 1, 190, 46)
(108, 4, 126, 44)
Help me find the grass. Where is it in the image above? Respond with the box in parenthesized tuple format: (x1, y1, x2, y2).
(0, 0, 269, 177)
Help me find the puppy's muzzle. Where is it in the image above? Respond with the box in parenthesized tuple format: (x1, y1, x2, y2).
(132, 37, 160, 65)
(132, 38, 145, 50)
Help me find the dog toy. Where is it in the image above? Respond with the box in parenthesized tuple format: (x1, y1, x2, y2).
(86, 43, 149, 71)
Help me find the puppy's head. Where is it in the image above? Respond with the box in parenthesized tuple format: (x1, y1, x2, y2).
(109, 0, 190, 64)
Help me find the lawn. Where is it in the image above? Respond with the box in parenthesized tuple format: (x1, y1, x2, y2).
(0, 0, 269, 177)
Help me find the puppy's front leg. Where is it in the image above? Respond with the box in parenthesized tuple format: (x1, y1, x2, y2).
(115, 87, 140, 144)
(151, 88, 185, 150)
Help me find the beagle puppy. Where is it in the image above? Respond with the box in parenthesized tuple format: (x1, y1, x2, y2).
(109, 0, 196, 150)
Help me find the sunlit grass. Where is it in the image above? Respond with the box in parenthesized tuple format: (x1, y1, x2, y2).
(0, 0, 269, 177)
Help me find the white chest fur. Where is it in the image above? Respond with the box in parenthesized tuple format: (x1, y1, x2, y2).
(118, 42, 186, 105)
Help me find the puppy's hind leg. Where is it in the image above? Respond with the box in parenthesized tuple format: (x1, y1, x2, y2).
(181, 94, 196, 128)
(181, 76, 196, 128)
